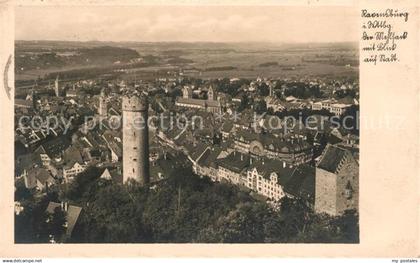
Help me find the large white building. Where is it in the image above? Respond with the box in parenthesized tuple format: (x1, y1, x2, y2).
(311, 99, 351, 116)
(246, 158, 293, 201)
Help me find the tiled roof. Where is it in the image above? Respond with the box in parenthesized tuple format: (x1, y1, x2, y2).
(216, 151, 250, 174)
(317, 144, 349, 173)
(250, 158, 294, 184)
(63, 146, 84, 168)
(189, 142, 210, 161)
(197, 146, 223, 168)
(284, 164, 315, 202)
(221, 121, 234, 133)
(66, 205, 82, 237)
(15, 153, 38, 176)
(39, 136, 71, 158)
(102, 132, 122, 158)
(176, 97, 221, 108)
(46, 202, 61, 214)
(28, 167, 53, 185)
(236, 129, 311, 153)
(15, 99, 33, 108)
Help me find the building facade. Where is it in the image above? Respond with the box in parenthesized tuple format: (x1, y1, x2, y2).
(311, 100, 351, 116)
(63, 162, 87, 183)
(234, 130, 313, 165)
(246, 158, 294, 201)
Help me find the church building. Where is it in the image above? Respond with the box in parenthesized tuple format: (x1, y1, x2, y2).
(175, 85, 222, 114)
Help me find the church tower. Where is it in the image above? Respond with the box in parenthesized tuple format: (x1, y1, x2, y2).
(122, 93, 150, 185)
(208, 85, 216, 101)
(182, 86, 192, 99)
(98, 88, 107, 118)
(54, 75, 60, 97)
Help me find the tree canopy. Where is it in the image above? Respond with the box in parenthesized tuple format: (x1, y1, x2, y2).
(16, 166, 359, 243)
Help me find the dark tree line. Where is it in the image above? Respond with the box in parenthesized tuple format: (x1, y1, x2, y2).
(16, 166, 359, 243)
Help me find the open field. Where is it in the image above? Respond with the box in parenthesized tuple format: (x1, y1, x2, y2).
(15, 41, 358, 85)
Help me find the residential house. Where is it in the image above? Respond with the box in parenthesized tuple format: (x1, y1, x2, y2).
(246, 158, 293, 201)
(45, 202, 82, 241)
(23, 167, 55, 191)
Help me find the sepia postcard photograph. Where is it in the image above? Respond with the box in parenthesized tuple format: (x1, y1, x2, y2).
(1, 0, 419, 259)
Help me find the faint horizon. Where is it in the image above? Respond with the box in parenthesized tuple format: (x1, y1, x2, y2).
(15, 39, 359, 45)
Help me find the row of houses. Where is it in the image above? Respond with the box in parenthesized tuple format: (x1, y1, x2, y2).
(190, 143, 358, 216)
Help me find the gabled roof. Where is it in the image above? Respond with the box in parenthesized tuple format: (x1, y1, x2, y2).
(15, 99, 33, 108)
(24, 171, 37, 189)
(45, 202, 83, 238)
(66, 205, 82, 237)
(284, 164, 315, 202)
(46, 202, 61, 214)
(63, 146, 84, 168)
(216, 151, 250, 173)
(99, 167, 122, 183)
(176, 97, 221, 108)
(100, 168, 112, 180)
(189, 142, 210, 162)
(25, 167, 53, 187)
(39, 136, 71, 158)
(197, 146, 223, 169)
(102, 132, 122, 158)
(235, 129, 311, 153)
(221, 121, 234, 133)
(317, 144, 356, 174)
(250, 158, 294, 184)
(337, 96, 355, 105)
(33, 168, 54, 184)
(15, 153, 39, 176)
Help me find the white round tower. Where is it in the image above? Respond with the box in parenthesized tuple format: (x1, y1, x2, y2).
(122, 93, 150, 185)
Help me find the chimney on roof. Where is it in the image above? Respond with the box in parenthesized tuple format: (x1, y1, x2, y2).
(250, 158, 253, 165)
(240, 154, 243, 161)
(283, 161, 286, 168)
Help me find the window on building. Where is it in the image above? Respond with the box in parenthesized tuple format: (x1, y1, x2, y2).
(345, 181, 353, 199)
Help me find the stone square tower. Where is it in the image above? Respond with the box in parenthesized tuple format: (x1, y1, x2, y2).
(315, 144, 359, 216)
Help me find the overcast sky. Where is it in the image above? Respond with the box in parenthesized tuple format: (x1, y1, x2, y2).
(16, 6, 359, 43)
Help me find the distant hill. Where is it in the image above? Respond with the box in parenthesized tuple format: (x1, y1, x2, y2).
(15, 45, 140, 71)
